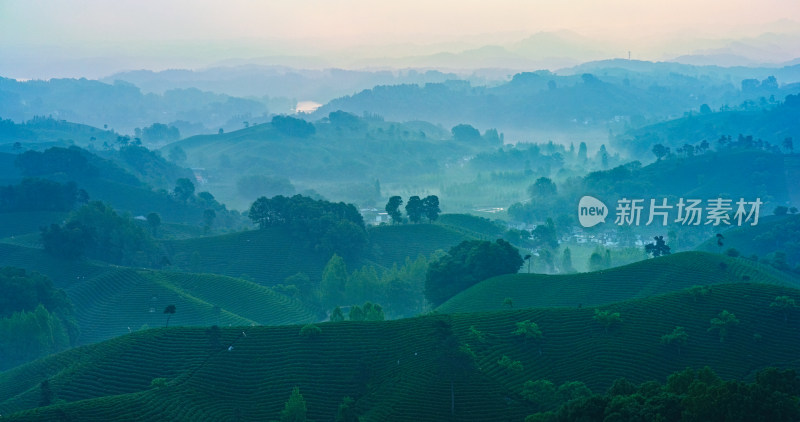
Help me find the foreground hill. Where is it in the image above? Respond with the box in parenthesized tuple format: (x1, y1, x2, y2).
(0, 243, 317, 346)
(3, 282, 800, 421)
(437, 251, 800, 314)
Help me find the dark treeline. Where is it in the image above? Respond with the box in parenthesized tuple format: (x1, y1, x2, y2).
(0, 267, 78, 371)
(0, 178, 87, 212)
(249, 194, 367, 260)
(41, 201, 157, 265)
(526, 366, 800, 422)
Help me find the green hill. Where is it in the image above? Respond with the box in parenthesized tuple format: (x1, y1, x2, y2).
(437, 251, 800, 314)
(162, 226, 333, 287)
(696, 213, 800, 270)
(163, 223, 475, 287)
(436, 213, 505, 240)
(366, 222, 476, 269)
(0, 243, 317, 346)
(4, 282, 800, 421)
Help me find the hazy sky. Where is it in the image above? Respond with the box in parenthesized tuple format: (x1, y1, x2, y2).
(2, 0, 800, 79)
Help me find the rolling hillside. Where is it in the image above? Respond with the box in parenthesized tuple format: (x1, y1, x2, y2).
(696, 213, 800, 269)
(0, 243, 317, 347)
(366, 222, 477, 269)
(163, 222, 476, 287)
(3, 282, 800, 421)
(437, 251, 800, 314)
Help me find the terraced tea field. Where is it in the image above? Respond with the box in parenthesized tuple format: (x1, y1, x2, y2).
(3, 282, 800, 421)
(438, 251, 800, 313)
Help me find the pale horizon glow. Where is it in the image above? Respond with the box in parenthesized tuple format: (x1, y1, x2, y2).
(2, 0, 800, 79)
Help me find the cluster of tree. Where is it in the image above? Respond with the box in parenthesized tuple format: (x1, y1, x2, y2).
(425, 239, 523, 306)
(469, 142, 569, 173)
(0, 178, 88, 212)
(645, 235, 672, 257)
(271, 115, 316, 138)
(40, 201, 156, 265)
(652, 133, 793, 162)
(0, 268, 78, 371)
(330, 302, 385, 322)
(617, 92, 800, 158)
(525, 367, 800, 422)
(134, 123, 181, 143)
(451, 124, 503, 145)
(316, 253, 433, 317)
(116, 145, 192, 189)
(384, 195, 441, 224)
(249, 194, 366, 260)
(15, 146, 140, 186)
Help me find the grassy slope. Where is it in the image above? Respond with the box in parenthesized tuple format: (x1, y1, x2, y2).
(164, 223, 475, 287)
(696, 213, 800, 264)
(4, 282, 800, 421)
(365, 222, 476, 269)
(437, 251, 800, 314)
(0, 243, 317, 346)
(162, 226, 334, 287)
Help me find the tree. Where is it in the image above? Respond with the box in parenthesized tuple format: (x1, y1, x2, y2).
(425, 239, 523, 306)
(645, 235, 671, 257)
(320, 254, 347, 309)
(272, 115, 315, 138)
(594, 309, 621, 334)
(385, 196, 403, 224)
(40, 221, 92, 260)
(203, 209, 216, 234)
(652, 144, 668, 161)
(527, 177, 557, 199)
(451, 124, 481, 142)
(405, 195, 424, 223)
(561, 248, 575, 273)
(163, 304, 176, 327)
(280, 386, 308, 422)
(770, 296, 797, 324)
(173, 178, 195, 202)
(349, 305, 364, 321)
(498, 355, 524, 372)
(578, 142, 588, 162)
(708, 310, 739, 342)
(422, 195, 441, 222)
(774, 206, 789, 216)
(661, 326, 689, 355)
(335, 396, 360, 422)
(784, 137, 794, 154)
(363, 302, 385, 321)
(146, 212, 161, 237)
(330, 306, 345, 322)
(522, 379, 557, 412)
(299, 323, 321, 338)
(513, 320, 543, 348)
